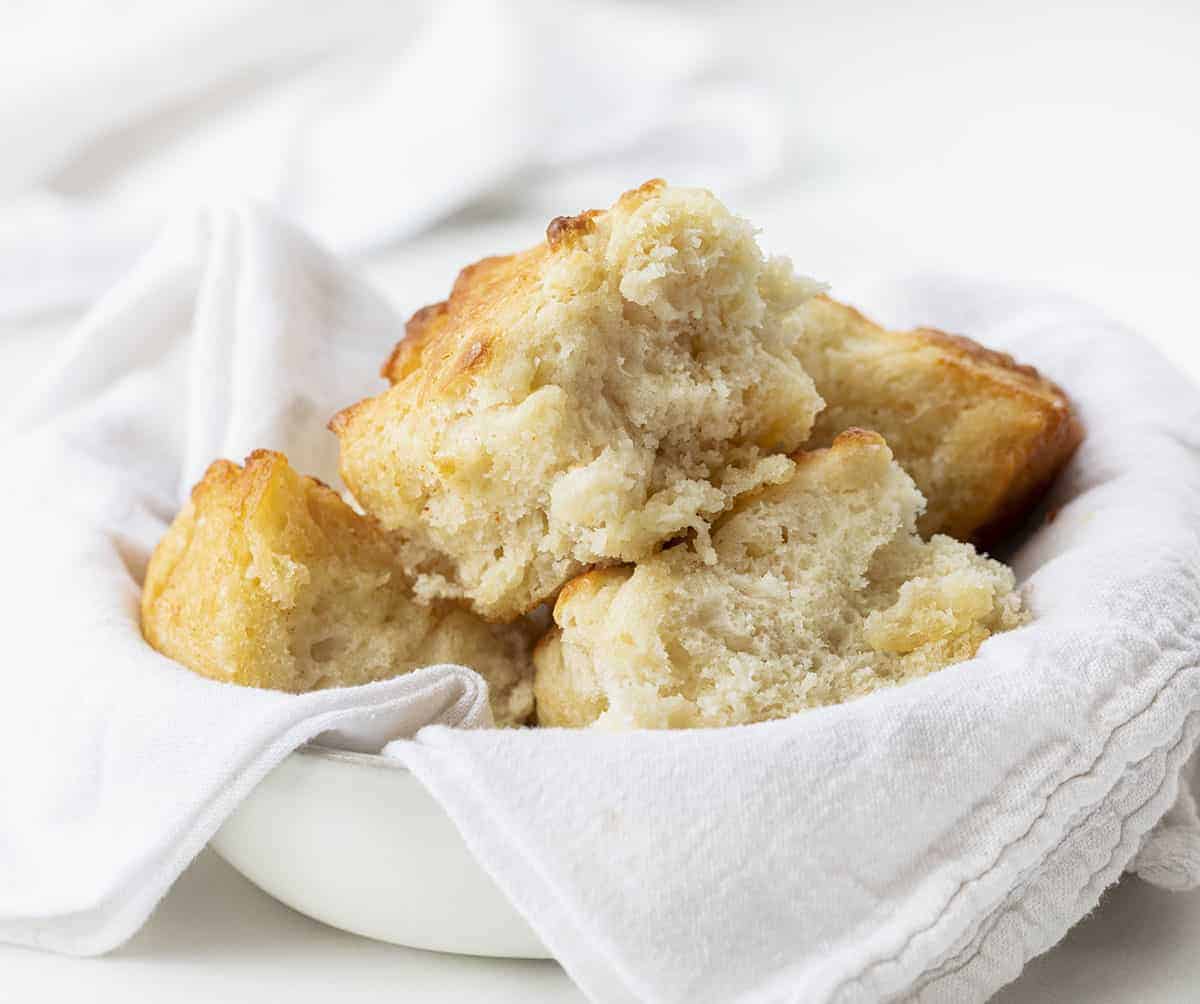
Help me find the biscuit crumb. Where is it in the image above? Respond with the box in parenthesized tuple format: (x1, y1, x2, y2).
(334, 182, 825, 620)
(534, 431, 1026, 729)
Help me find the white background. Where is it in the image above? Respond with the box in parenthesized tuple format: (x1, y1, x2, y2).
(3, 0, 1199, 1000)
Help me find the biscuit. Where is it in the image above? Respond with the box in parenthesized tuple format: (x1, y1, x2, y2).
(534, 430, 1025, 729)
(332, 180, 825, 620)
(140, 451, 534, 726)
(796, 296, 1082, 543)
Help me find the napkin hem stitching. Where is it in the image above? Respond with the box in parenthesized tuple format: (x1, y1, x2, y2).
(906, 712, 1198, 1002)
(828, 652, 1200, 1002)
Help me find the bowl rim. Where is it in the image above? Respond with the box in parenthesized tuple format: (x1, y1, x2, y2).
(296, 742, 409, 772)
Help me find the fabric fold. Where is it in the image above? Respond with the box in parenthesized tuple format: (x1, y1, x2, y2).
(0, 0, 780, 321)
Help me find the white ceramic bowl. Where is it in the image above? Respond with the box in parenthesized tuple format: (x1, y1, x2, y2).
(210, 744, 549, 959)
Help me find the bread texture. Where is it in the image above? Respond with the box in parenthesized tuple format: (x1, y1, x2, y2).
(332, 180, 825, 621)
(140, 451, 534, 727)
(534, 430, 1026, 730)
(796, 296, 1082, 543)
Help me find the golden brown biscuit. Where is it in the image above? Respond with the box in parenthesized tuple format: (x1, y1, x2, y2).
(140, 451, 534, 726)
(534, 431, 1025, 730)
(796, 295, 1082, 543)
(332, 181, 825, 621)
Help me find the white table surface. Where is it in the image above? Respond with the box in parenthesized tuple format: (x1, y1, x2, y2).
(3, 847, 1199, 1004)
(5, 1, 1200, 999)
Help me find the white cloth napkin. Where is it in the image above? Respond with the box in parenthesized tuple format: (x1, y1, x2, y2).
(0, 0, 779, 321)
(3, 207, 1200, 1004)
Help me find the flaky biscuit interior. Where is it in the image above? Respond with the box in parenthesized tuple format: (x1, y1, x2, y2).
(534, 431, 1026, 730)
(333, 181, 825, 620)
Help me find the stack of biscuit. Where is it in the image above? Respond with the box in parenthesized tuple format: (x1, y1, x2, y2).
(141, 181, 1081, 730)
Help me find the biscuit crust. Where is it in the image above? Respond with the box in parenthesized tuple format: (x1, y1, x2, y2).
(140, 451, 534, 726)
(796, 296, 1082, 543)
